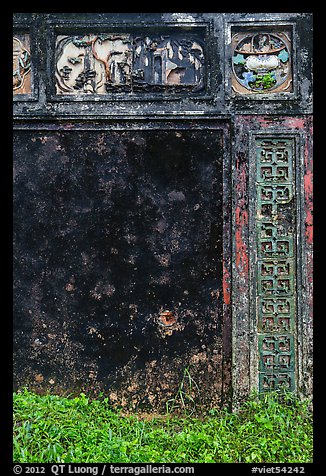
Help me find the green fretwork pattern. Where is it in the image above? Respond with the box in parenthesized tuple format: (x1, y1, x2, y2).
(255, 138, 296, 392)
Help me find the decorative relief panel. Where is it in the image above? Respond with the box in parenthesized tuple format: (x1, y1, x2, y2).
(255, 138, 296, 392)
(55, 34, 132, 94)
(13, 34, 31, 95)
(55, 33, 205, 95)
(232, 30, 292, 95)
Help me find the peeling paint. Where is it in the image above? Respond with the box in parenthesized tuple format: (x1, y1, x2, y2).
(303, 127, 313, 246)
(233, 114, 313, 405)
(284, 117, 306, 130)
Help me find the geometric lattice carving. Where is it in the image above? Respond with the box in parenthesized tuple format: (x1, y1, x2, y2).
(231, 30, 292, 95)
(13, 35, 31, 95)
(259, 372, 295, 392)
(257, 140, 293, 182)
(259, 334, 294, 371)
(258, 297, 294, 333)
(55, 34, 205, 95)
(258, 259, 295, 296)
(255, 138, 296, 392)
(258, 222, 294, 259)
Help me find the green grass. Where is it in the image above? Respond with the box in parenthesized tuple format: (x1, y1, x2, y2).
(13, 389, 313, 463)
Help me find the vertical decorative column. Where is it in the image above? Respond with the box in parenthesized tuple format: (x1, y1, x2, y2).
(255, 138, 296, 392)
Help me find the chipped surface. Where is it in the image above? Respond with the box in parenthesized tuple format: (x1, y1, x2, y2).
(56, 34, 132, 94)
(14, 13, 312, 116)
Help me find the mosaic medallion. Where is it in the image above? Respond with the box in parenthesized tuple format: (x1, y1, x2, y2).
(231, 31, 292, 95)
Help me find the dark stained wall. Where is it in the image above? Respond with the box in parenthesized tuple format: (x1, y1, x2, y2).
(13, 126, 229, 411)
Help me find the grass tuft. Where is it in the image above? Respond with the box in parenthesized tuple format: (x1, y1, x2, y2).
(13, 389, 313, 463)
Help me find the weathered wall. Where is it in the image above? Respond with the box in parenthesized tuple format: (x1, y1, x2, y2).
(13, 12, 312, 412)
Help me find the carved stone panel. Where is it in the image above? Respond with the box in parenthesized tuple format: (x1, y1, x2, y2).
(13, 34, 32, 95)
(231, 30, 292, 95)
(55, 33, 205, 95)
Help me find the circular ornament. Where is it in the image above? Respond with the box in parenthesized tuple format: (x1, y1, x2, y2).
(232, 32, 291, 93)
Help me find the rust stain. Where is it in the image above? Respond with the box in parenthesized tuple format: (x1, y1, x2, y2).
(34, 373, 44, 383)
(223, 261, 231, 305)
(159, 310, 177, 327)
(65, 283, 75, 292)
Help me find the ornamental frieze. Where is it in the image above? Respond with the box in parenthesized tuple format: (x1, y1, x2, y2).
(55, 34, 205, 95)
